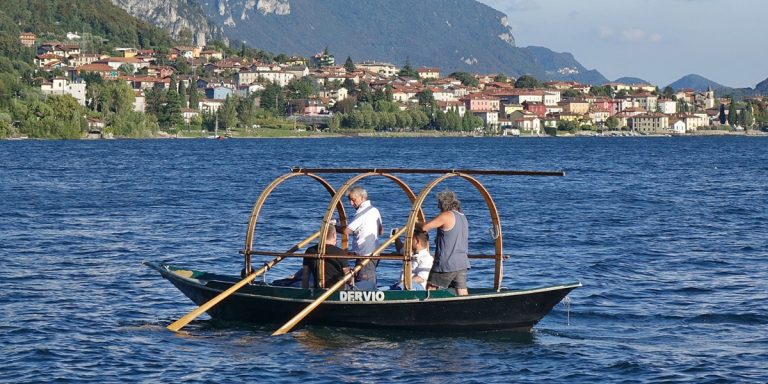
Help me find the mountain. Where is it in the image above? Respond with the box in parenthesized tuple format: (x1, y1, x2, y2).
(110, 0, 226, 44)
(519, 46, 608, 84)
(614, 77, 650, 85)
(112, 0, 608, 84)
(666, 74, 768, 100)
(667, 74, 725, 91)
(2, 0, 175, 52)
(755, 77, 768, 95)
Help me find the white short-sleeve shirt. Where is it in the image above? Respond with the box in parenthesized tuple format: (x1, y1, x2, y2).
(411, 247, 434, 282)
(347, 200, 382, 256)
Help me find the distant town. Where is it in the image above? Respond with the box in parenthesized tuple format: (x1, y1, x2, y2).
(9, 31, 768, 139)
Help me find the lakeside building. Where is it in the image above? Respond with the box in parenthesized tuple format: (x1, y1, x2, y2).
(629, 113, 670, 134)
(354, 61, 398, 77)
(416, 67, 440, 80)
(40, 77, 87, 106)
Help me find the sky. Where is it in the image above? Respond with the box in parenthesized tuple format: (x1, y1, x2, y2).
(476, 0, 767, 88)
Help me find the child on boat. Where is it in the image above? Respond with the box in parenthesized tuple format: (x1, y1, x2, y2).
(390, 226, 433, 290)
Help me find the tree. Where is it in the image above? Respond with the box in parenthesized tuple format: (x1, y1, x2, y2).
(160, 89, 183, 130)
(562, 89, 580, 98)
(431, 109, 446, 130)
(718, 104, 727, 124)
(178, 81, 187, 108)
(358, 82, 373, 104)
(398, 58, 419, 78)
(104, 80, 135, 115)
(169, 75, 177, 95)
(417, 89, 435, 108)
(218, 95, 239, 130)
(175, 58, 193, 75)
(744, 103, 755, 129)
(237, 95, 258, 129)
(334, 97, 356, 114)
(384, 85, 393, 102)
(118, 64, 135, 76)
(110, 110, 156, 138)
(260, 82, 286, 114)
(727, 100, 738, 126)
(557, 119, 579, 133)
(24, 96, 85, 139)
(449, 72, 479, 87)
(328, 114, 341, 131)
(493, 73, 508, 83)
(514, 75, 540, 89)
(188, 84, 200, 109)
(287, 76, 319, 100)
(739, 102, 754, 129)
(374, 100, 398, 113)
(344, 56, 355, 72)
(275, 53, 288, 63)
(342, 78, 356, 96)
(662, 86, 675, 99)
(462, 110, 475, 131)
(144, 88, 165, 117)
(0, 113, 14, 139)
(606, 116, 620, 130)
(589, 85, 613, 97)
(372, 87, 386, 103)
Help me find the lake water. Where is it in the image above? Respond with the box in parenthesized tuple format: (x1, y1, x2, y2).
(1, 137, 766, 383)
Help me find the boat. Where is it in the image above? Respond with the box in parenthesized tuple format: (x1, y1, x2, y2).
(146, 167, 581, 334)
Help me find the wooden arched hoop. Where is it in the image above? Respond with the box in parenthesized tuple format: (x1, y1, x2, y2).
(242, 171, 347, 274)
(402, 172, 504, 291)
(315, 171, 425, 287)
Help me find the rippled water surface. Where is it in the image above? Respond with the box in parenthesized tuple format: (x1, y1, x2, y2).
(1, 137, 767, 383)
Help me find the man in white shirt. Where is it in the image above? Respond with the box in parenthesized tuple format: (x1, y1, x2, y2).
(335, 185, 382, 290)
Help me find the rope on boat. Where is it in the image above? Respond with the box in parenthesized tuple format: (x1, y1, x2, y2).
(487, 225, 500, 240)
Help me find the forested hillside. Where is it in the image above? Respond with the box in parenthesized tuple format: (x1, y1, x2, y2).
(0, 0, 176, 138)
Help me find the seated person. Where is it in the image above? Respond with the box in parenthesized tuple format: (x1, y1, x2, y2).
(391, 228, 433, 290)
(270, 266, 306, 288)
(302, 229, 349, 289)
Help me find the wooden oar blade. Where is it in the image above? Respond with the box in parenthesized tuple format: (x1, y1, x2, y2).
(167, 271, 258, 332)
(271, 260, 367, 336)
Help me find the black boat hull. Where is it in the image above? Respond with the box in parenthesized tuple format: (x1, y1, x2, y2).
(147, 262, 580, 332)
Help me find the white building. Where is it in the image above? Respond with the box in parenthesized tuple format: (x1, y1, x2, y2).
(658, 99, 677, 114)
(356, 61, 399, 77)
(40, 77, 87, 106)
(543, 90, 561, 106)
(237, 70, 296, 87)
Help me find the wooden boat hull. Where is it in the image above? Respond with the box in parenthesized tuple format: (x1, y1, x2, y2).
(146, 262, 580, 332)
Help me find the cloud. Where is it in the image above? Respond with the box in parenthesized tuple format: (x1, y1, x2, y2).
(599, 26, 614, 39)
(622, 28, 646, 41)
(599, 26, 662, 43)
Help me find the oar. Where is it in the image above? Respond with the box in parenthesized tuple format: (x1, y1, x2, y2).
(167, 230, 322, 332)
(271, 227, 405, 336)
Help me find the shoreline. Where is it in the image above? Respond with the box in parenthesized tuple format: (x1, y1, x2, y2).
(3, 130, 767, 141)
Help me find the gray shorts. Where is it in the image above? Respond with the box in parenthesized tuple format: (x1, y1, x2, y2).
(427, 269, 467, 289)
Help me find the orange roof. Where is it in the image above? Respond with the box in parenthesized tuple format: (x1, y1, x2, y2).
(77, 64, 114, 72)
